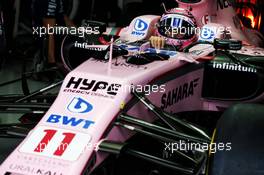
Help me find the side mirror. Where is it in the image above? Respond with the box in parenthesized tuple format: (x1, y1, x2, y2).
(81, 20, 107, 35)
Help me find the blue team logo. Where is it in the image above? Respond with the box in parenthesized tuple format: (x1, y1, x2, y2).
(134, 19, 148, 31)
(67, 97, 93, 113)
(200, 28, 215, 40)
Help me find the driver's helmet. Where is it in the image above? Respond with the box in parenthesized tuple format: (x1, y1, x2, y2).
(156, 8, 197, 49)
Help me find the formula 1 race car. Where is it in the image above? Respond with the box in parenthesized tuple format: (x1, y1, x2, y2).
(0, 0, 264, 175)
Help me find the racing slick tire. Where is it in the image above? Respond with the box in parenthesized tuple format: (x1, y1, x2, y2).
(207, 104, 264, 175)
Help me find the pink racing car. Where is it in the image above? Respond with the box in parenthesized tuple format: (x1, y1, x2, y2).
(0, 0, 264, 175)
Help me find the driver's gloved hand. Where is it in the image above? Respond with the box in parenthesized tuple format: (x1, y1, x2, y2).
(149, 36, 165, 50)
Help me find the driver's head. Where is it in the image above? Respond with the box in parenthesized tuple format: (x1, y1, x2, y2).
(156, 8, 198, 49)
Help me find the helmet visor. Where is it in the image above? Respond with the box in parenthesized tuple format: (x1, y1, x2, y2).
(158, 14, 196, 40)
